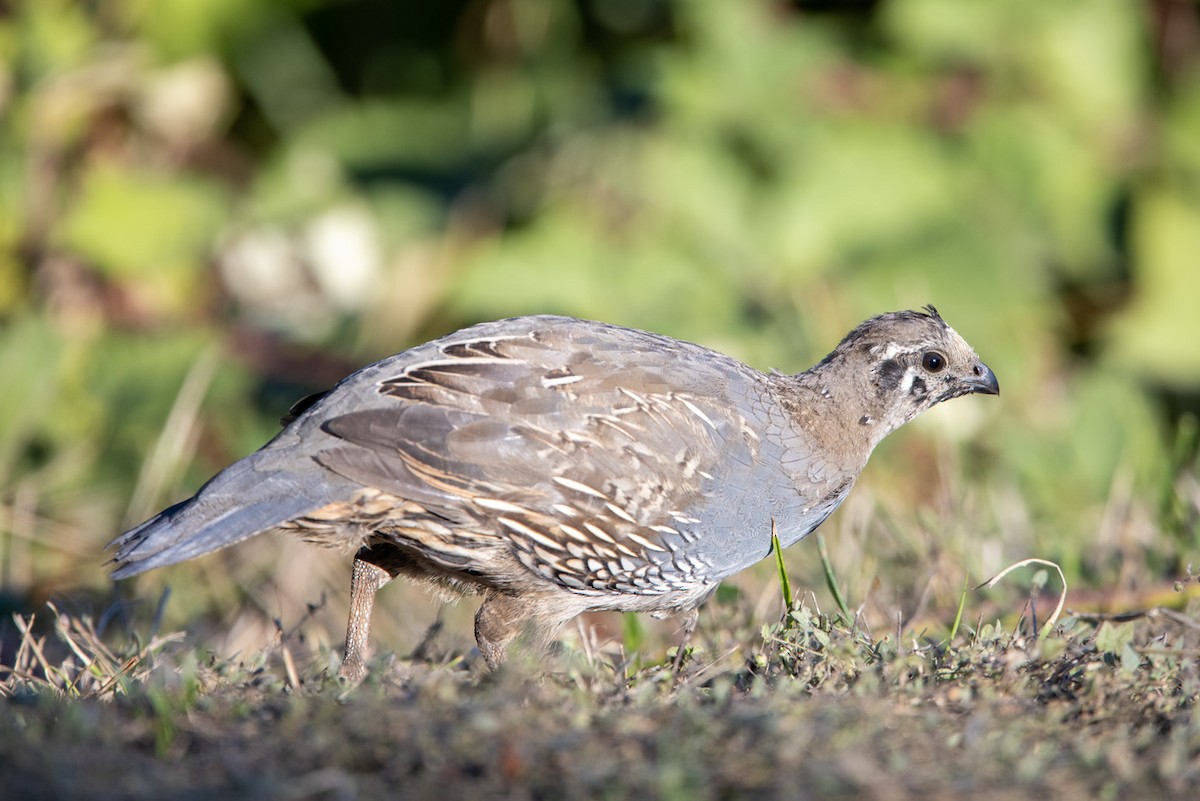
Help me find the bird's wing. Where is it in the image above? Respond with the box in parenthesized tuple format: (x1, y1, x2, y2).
(313, 319, 766, 595)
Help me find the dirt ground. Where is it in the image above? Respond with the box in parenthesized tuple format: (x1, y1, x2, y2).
(3, 599, 1198, 801)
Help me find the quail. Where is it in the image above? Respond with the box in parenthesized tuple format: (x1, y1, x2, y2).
(110, 307, 998, 679)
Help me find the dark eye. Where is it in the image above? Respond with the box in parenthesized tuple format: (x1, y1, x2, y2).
(922, 351, 946, 373)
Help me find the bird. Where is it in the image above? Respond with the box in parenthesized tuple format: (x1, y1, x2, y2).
(109, 306, 998, 679)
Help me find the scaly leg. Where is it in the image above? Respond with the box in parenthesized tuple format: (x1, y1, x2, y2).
(672, 608, 700, 671)
(338, 546, 400, 682)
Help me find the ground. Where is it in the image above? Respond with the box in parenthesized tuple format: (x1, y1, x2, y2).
(3, 581, 1198, 801)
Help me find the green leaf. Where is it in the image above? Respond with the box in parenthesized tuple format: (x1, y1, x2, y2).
(1094, 621, 1136, 656)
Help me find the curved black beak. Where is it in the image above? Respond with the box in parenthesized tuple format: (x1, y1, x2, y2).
(968, 362, 1000, 396)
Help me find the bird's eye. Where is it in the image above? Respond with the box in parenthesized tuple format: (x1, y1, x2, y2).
(922, 351, 946, 373)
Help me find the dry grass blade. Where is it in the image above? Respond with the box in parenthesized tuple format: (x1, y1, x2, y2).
(976, 557, 1067, 640)
(1, 605, 187, 700)
(123, 345, 221, 528)
(282, 644, 300, 689)
(10, 612, 62, 688)
(50, 602, 119, 695)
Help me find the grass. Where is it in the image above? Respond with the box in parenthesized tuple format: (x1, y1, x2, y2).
(1, 320, 1196, 799)
(2, 565, 1199, 800)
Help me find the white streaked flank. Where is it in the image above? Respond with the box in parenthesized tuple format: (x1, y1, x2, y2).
(558, 523, 590, 543)
(473, 497, 532, 514)
(553, 475, 608, 499)
(552, 503, 580, 518)
(625, 531, 667, 553)
(541, 373, 584, 388)
(498, 516, 564, 551)
(583, 521, 617, 544)
(605, 502, 637, 524)
(677, 395, 717, 429)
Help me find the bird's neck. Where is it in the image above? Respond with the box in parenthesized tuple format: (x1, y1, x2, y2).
(771, 365, 894, 468)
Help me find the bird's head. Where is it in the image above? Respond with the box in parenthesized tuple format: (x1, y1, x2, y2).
(813, 305, 999, 439)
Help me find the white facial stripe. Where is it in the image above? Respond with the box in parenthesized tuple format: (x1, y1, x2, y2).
(873, 342, 905, 360)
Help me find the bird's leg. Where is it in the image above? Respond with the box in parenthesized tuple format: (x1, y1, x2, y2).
(338, 546, 400, 682)
(671, 608, 700, 671)
(474, 591, 529, 669)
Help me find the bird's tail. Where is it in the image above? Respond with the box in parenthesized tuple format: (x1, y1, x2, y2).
(108, 452, 337, 579)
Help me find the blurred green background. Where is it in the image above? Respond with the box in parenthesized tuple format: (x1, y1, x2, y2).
(1, 0, 1197, 658)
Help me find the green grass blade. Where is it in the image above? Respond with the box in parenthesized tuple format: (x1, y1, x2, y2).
(949, 573, 969, 641)
(771, 520, 793, 611)
(817, 534, 851, 621)
(622, 611, 646, 656)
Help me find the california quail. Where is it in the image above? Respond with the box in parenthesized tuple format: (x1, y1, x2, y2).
(110, 307, 998, 678)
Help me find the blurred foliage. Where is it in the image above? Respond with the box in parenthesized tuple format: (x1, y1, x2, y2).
(0, 0, 1199, 639)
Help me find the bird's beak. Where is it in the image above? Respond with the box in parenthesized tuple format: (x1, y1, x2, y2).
(968, 362, 1000, 396)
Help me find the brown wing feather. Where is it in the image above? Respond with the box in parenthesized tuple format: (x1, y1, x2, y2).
(315, 328, 759, 594)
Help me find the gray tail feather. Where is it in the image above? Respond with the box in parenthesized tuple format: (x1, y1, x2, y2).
(108, 460, 333, 579)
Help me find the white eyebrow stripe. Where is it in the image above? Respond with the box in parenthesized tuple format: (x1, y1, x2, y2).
(874, 342, 904, 360)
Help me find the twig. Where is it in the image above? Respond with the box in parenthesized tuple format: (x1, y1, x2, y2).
(1067, 606, 1200, 631)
